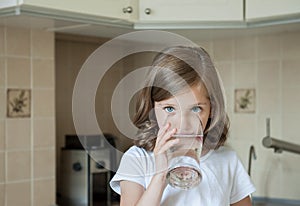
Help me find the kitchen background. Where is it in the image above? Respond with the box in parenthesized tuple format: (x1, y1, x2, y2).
(0, 0, 300, 205)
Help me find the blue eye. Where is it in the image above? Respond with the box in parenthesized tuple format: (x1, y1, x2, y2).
(192, 106, 201, 113)
(164, 106, 175, 113)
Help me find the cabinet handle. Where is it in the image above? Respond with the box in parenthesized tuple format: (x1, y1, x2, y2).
(144, 8, 151, 15)
(123, 6, 133, 14)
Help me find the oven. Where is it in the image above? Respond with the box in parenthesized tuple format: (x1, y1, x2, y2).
(59, 134, 117, 206)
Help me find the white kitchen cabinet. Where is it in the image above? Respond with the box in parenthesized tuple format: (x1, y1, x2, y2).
(246, 0, 300, 21)
(0, 0, 17, 7)
(1, 0, 299, 33)
(1, 0, 138, 21)
(139, 0, 244, 22)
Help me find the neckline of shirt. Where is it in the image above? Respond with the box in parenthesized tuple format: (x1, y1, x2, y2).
(200, 149, 214, 162)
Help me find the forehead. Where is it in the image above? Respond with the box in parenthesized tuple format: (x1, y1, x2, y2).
(156, 85, 210, 106)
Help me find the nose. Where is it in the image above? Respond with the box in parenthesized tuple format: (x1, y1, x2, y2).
(177, 113, 200, 134)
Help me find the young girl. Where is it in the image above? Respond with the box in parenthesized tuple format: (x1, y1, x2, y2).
(110, 46, 255, 206)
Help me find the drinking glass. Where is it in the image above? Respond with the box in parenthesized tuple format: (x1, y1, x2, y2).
(166, 122, 203, 190)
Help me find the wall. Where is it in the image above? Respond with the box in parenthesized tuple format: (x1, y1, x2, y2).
(194, 30, 300, 200)
(55, 34, 103, 195)
(0, 26, 55, 205)
(55, 34, 140, 195)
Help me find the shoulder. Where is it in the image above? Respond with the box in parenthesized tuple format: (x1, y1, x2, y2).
(213, 146, 239, 160)
(124, 145, 153, 157)
(115, 145, 156, 179)
(206, 146, 241, 170)
(121, 146, 154, 166)
(110, 146, 152, 194)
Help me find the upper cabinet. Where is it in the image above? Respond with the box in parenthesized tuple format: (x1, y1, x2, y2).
(0, 0, 299, 32)
(139, 0, 244, 22)
(0, 0, 138, 21)
(246, 0, 300, 21)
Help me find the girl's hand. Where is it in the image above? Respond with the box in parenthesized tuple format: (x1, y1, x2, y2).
(153, 123, 178, 176)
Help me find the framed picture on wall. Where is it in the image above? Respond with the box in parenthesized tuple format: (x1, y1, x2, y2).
(7, 89, 31, 118)
(234, 89, 255, 113)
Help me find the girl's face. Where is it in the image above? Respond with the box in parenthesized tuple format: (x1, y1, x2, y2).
(154, 84, 211, 134)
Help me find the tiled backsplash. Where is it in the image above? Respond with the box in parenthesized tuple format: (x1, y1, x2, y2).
(0, 26, 55, 206)
(196, 30, 300, 200)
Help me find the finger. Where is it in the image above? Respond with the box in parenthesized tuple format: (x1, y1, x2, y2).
(154, 137, 178, 155)
(159, 138, 179, 153)
(156, 123, 172, 147)
(157, 122, 170, 139)
(160, 127, 177, 143)
(156, 127, 177, 149)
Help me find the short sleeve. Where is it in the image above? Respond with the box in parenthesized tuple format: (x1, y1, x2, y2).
(230, 155, 256, 204)
(110, 146, 154, 194)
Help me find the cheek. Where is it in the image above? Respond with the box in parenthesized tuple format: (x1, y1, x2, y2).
(154, 108, 166, 129)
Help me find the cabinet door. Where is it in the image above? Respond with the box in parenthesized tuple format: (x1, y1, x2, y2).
(139, 0, 243, 22)
(20, 0, 137, 20)
(0, 0, 18, 7)
(246, 0, 300, 20)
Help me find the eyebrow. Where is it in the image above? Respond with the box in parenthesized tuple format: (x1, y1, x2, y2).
(156, 102, 208, 107)
(156, 103, 177, 107)
(192, 102, 208, 107)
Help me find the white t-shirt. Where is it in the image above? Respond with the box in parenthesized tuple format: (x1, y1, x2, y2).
(110, 145, 256, 206)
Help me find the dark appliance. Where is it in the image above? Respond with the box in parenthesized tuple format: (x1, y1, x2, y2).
(59, 134, 117, 206)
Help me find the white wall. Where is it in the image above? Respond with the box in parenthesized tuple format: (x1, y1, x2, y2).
(194, 30, 300, 200)
(0, 26, 55, 206)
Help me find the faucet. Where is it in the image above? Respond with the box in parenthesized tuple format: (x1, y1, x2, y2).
(263, 118, 300, 155)
(248, 145, 257, 176)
